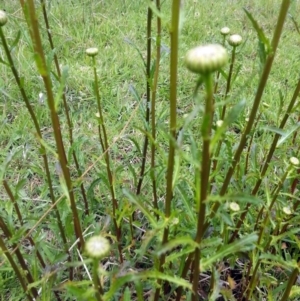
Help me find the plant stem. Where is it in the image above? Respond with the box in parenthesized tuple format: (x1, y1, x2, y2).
(192, 73, 214, 301)
(92, 259, 103, 301)
(279, 268, 298, 301)
(91, 56, 123, 263)
(3, 180, 46, 268)
(0, 14, 72, 278)
(230, 59, 299, 242)
(22, 0, 84, 249)
(153, 1, 180, 300)
(207, 0, 290, 233)
(40, 0, 89, 215)
(150, 0, 161, 220)
(136, 3, 152, 196)
(0, 236, 34, 301)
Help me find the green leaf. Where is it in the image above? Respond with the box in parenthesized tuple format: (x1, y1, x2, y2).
(122, 189, 156, 227)
(10, 30, 21, 52)
(210, 99, 246, 151)
(155, 236, 199, 257)
(148, 1, 166, 20)
(243, 8, 272, 56)
(277, 123, 300, 147)
(103, 270, 192, 300)
(200, 233, 258, 270)
(54, 65, 69, 110)
(124, 38, 146, 70)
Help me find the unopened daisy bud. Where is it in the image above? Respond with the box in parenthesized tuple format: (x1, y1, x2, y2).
(220, 27, 230, 36)
(289, 157, 299, 166)
(216, 120, 223, 127)
(229, 202, 240, 212)
(262, 102, 270, 108)
(228, 34, 242, 47)
(85, 235, 110, 259)
(283, 206, 292, 215)
(86, 47, 99, 57)
(0, 10, 8, 27)
(185, 44, 228, 74)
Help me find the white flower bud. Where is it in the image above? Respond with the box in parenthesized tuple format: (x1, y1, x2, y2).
(228, 34, 243, 47)
(185, 44, 228, 74)
(0, 10, 8, 27)
(86, 47, 99, 57)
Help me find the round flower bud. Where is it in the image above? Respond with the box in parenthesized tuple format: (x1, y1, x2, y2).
(86, 47, 99, 57)
(289, 157, 299, 166)
(85, 235, 110, 259)
(220, 27, 230, 36)
(0, 10, 8, 27)
(228, 34, 242, 47)
(216, 120, 223, 127)
(229, 202, 240, 212)
(185, 44, 228, 74)
(282, 206, 292, 215)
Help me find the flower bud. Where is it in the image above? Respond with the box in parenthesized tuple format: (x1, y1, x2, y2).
(228, 34, 242, 47)
(0, 10, 8, 27)
(86, 47, 99, 57)
(289, 157, 299, 166)
(220, 27, 230, 36)
(185, 44, 228, 74)
(85, 235, 110, 259)
(216, 120, 223, 127)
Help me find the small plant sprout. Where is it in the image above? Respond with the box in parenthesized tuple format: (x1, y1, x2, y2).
(0, 10, 7, 26)
(86, 47, 99, 57)
(185, 43, 228, 298)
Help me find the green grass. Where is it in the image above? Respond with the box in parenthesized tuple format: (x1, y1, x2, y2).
(1, 0, 300, 300)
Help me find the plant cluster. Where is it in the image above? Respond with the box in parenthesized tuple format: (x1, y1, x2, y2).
(0, 0, 300, 300)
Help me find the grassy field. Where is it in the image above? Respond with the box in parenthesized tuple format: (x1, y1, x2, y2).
(0, 0, 300, 300)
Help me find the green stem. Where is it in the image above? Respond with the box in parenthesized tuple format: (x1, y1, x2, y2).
(91, 56, 123, 263)
(0, 236, 33, 301)
(136, 3, 152, 196)
(150, 0, 161, 220)
(279, 268, 298, 301)
(23, 0, 84, 249)
(3, 180, 46, 268)
(230, 58, 299, 242)
(153, 1, 180, 300)
(92, 259, 103, 301)
(207, 0, 290, 233)
(192, 73, 214, 301)
(0, 11, 72, 278)
(40, 0, 89, 215)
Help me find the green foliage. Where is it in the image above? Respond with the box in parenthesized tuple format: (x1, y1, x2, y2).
(0, 0, 300, 300)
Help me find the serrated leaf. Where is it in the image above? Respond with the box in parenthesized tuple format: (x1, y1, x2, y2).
(103, 270, 192, 300)
(200, 233, 258, 270)
(244, 8, 272, 56)
(155, 236, 199, 257)
(10, 30, 21, 52)
(277, 123, 300, 146)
